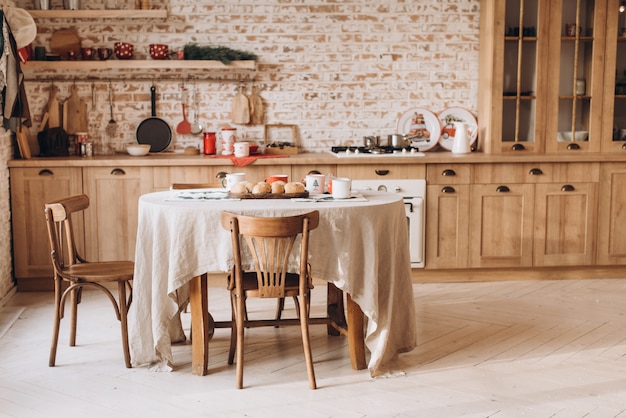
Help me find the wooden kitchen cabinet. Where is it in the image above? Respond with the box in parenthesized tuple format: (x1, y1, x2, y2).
(336, 164, 425, 179)
(425, 164, 471, 269)
(533, 182, 598, 266)
(597, 163, 626, 264)
(479, 0, 609, 154)
(82, 166, 153, 262)
(10, 167, 83, 290)
(469, 183, 535, 268)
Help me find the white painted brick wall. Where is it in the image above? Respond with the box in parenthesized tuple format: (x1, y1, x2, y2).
(1, 0, 480, 298)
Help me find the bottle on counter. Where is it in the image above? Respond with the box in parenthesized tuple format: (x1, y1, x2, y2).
(203, 132, 216, 155)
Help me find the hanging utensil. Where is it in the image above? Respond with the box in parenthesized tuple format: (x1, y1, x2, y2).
(136, 84, 172, 152)
(190, 84, 203, 135)
(231, 84, 250, 124)
(47, 84, 60, 129)
(176, 83, 192, 135)
(106, 81, 117, 137)
(249, 84, 264, 125)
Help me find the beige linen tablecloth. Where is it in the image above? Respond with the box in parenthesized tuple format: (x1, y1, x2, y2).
(128, 190, 417, 377)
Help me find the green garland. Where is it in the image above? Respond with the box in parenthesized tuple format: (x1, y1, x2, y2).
(183, 44, 258, 64)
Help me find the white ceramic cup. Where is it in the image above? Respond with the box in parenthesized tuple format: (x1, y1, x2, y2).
(305, 174, 325, 194)
(331, 177, 352, 199)
(233, 142, 249, 158)
(222, 172, 246, 189)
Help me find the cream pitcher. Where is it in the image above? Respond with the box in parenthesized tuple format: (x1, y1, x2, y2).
(452, 121, 471, 154)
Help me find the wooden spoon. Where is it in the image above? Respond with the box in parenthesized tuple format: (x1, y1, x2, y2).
(176, 87, 192, 135)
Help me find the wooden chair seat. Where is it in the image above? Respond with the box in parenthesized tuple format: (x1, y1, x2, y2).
(44, 194, 134, 368)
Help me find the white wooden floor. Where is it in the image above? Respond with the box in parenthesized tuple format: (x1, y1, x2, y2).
(2, 279, 626, 417)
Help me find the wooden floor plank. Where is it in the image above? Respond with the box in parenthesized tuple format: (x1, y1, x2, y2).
(3, 279, 626, 415)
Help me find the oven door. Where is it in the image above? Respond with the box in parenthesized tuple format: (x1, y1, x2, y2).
(403, 196, 425, 268)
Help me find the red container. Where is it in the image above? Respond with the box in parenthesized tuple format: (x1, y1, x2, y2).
(203, 132, 216, 155)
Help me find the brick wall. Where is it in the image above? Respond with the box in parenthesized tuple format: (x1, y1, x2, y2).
(2, 0, 480, 298)
(16, 0, 480, 153)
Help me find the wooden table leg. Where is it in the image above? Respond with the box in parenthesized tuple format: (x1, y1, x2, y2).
(346, 293, 367, 370)
(189, 274, 209, 376)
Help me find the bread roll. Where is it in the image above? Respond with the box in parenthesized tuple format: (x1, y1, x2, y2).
(271, 180, 286, 194)
(252, 182, 271, 194)
(230, 182, 248, 194)
(284, 182, 305, 194)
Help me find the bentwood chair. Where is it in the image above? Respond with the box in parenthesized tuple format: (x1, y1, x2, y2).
(220, 210, 320, 389)
(44, 194, 134, 368)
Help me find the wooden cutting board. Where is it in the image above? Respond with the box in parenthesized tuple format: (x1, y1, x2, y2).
(249, 85, 263, 125)
(63, 85, 88, 134)
(47, 86, 60, 129)
(231, 85, 250, 124)
(50, 28, 81, 59)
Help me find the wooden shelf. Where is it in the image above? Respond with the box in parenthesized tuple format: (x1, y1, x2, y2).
(27, 9, 168, 19)
(21, 60, 257, 81)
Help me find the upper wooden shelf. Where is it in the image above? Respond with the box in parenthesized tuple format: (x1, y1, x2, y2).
(21, 60, 257, 80)
(27, 9, 168, 19)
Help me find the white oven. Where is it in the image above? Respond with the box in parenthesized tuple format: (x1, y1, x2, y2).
(351, 179, 425, 268)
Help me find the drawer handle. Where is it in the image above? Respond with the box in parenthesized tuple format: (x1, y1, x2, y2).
(528, 168, 543, 175)
(496, 185, 510, 192)
(375, 169, 389, 176)
(111, 168, 126, 176)
(38, 169, 53, 176)
(561, 184, 575, 192)
(567, 143, 580, 150)
(442, 169, 456, 176)
(216, 171, 227, 179)
(511, 143, 525, 151)
(308, 170, 322, 175)
(622, 143, 626, 150)
(441, 186, 456, 193)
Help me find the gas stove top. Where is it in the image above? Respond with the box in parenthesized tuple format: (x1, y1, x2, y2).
(330, 146, 425, 158)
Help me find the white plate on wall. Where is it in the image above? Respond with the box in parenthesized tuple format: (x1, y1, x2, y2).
(396, 107, 441, 151)
(437, 107, 478, 151)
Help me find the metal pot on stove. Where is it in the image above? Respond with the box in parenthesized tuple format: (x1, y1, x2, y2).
(363, 135, 380, 148)
(390, 133, 410, 148)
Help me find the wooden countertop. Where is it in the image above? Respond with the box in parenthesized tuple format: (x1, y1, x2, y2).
(8, 151, 626, 167)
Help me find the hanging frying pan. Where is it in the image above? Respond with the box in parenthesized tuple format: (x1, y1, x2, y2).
(136, 85, 172, 152)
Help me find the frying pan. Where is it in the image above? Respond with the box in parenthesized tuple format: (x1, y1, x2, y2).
(136, 85, 172, 152)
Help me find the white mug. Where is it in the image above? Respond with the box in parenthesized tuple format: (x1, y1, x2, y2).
(305, 174, 325, 194)
(331, 177, 352, 199)
(233, 142, 249, 158)
(222, 172, 246, 189)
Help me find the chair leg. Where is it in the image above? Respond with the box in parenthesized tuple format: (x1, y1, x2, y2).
(228, 292, 237, 365)
(299, 291, 317, 390)
(274, 298, 285, 322)
(49, 279, 63, 367)
(235, 293, 246, 389)
(69, 287, 80, 346)
(118, 281, 132, 368)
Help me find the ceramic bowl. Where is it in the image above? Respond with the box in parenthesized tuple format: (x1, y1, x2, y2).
(126, 144, 150, 156)
(149, 44, 169, 60)
(557, 131, 589, 142)
(114, 42, 134, 59)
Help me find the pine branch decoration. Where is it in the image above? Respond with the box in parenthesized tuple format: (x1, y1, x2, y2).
(183, 44, 258, 64)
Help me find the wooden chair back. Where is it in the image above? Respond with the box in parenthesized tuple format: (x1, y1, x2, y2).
(44, 194, 90, 271)
(221, 211, 319, 298)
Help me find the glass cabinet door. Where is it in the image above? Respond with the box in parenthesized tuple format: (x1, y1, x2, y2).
(478, 0, 550, 154)
(603, 0, 626, 152)
(545, 0, 605, 153)
(501, 0, 543, 152)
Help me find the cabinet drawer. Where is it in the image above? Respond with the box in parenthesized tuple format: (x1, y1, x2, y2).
(336, 164, 425, 179)
(426, 164, 471, 184)
(472, 163, 599, 184)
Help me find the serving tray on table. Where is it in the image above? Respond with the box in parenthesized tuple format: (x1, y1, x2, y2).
(227, 191, 309, 199)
